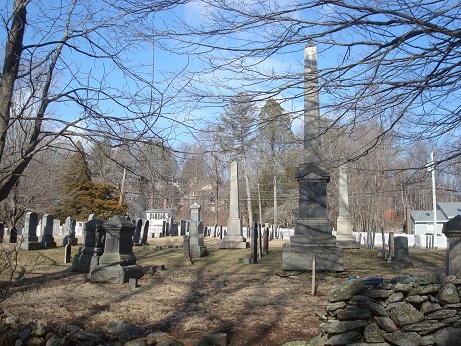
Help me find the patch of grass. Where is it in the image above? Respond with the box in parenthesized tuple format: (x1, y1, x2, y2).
(0, 236, 447, 346)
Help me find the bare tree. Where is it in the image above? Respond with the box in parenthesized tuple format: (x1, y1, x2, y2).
(0, 0, 190, 203)
(157, 0, 461, 170)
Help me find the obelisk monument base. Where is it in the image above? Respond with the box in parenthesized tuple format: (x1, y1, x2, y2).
(282, 164, 343, 271)
(283, 218, 344, 271)
(336, 215, 360, 249)
(220, 218, 247, 249)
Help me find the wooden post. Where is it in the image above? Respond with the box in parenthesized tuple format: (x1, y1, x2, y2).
(381, 227, 386, 259)
(311, 254, 316, 296)
(256, 224, 263, 257)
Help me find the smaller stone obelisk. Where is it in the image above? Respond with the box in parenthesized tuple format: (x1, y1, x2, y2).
(220, 161, 247, 249)
(336, 164, 359, 248)
(186, 202, 208, 257)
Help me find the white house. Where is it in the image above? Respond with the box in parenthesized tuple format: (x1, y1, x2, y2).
(411, 202, 461, 237)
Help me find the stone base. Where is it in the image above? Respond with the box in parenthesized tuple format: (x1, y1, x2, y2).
(391, 260, 413, 269)
(41, 241, 56, 249)
(336, 235, 360, 249)
(20, 242, 42, 250)
(282, 245, 344, 271)
(190, 245, 208, 258)
(90, 264, 144, 284)
(219, 240, 248, 249)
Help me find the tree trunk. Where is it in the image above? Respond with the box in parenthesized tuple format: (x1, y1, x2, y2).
(0, 0, 27, 165)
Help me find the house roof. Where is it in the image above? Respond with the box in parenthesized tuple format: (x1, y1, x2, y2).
(410, 210, 448, 223)
(437, 202, 461, 219)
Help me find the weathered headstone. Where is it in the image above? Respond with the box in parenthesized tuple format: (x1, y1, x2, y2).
(282, 43, 344, 271)
(264, 227, 269, 255)
(336, 164, 359, 249)
(89, 219, 107, 273)
(251, 221, 258, 264)
(183, 236, 192, 265)
(133, 218, 142, 245)
(187, 203, 208, 258)
(141, 219, 149, 245)
(90, 215, 143, 284)
(392, 236, 413, 269)
(62, 216, 77, 245)
(168, 217, 174, 236)
(387, 232, 395, 262)
(64, 244, 71, 263)
(220, 161, 247, 249)
(162, 220, 167, 237)
(180, 220, 187, 236)
(442, 215, 461, 275)
(9, 227, 17, 243)
(72, 214, 103, 273)
(20, 212, 42, 250)
(40, 214, 57, 248)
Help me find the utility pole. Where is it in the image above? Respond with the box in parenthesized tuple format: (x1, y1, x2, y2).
(273, 176, 277, 227)
(430, 152, 437, 249)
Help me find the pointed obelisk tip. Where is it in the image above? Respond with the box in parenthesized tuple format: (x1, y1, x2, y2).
(305, 40, 315, 48)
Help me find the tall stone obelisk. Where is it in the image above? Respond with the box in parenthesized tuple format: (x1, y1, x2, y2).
(336, 164, 360, 248)
(282, 43, 344, 271)
(220, 160, 247, 249)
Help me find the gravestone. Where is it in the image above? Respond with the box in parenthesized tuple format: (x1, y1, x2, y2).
(220, 161, 247, 249)
(336, 164, 359, 248)
(183, 236, 192, 264)
(89, 219, 107, 273)
(282, 43, 343, 271)
(91, 215, 143, 284)
(251, 221, 258, 264)
(53, 218, 60, 236)
(442, 215, 461, 275)
(62, 216, 77, 245)
(72, 214, 104, 273)
(264, 227, 269, 255)
(9, 227, 17, 243)
(40, 214, 57, 248)
(0, 222, 4, 243)
(141, 219, 149, 245)
(20, 212, 42, 250)
(162, 220, 167, 237)
(392, 236, 413, 269)
(186, 203, 208, 258)
(133, 218, 142, 245)
(387, 232, 395, 262)
(64, 244, 71, 263)
(180, 220, 187, 236)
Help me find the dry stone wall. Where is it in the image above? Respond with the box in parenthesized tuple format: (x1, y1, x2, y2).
(320, 275, 461, 345)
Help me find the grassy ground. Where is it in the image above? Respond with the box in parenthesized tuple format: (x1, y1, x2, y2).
(0, 236, 446, 345)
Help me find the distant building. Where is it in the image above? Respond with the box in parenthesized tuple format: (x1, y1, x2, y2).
(145, 208, 175, 237)
(410, 202, 461, 237)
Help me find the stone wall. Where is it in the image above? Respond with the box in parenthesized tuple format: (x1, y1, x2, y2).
(320, 275, 461, 345)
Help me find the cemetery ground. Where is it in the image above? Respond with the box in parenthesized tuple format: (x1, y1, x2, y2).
(0, 237, 446, 346)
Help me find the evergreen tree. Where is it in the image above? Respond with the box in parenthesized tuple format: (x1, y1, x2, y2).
(54, 142, 127, 221)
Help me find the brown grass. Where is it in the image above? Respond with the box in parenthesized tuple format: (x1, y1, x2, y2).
(0, 237, 446, 346)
